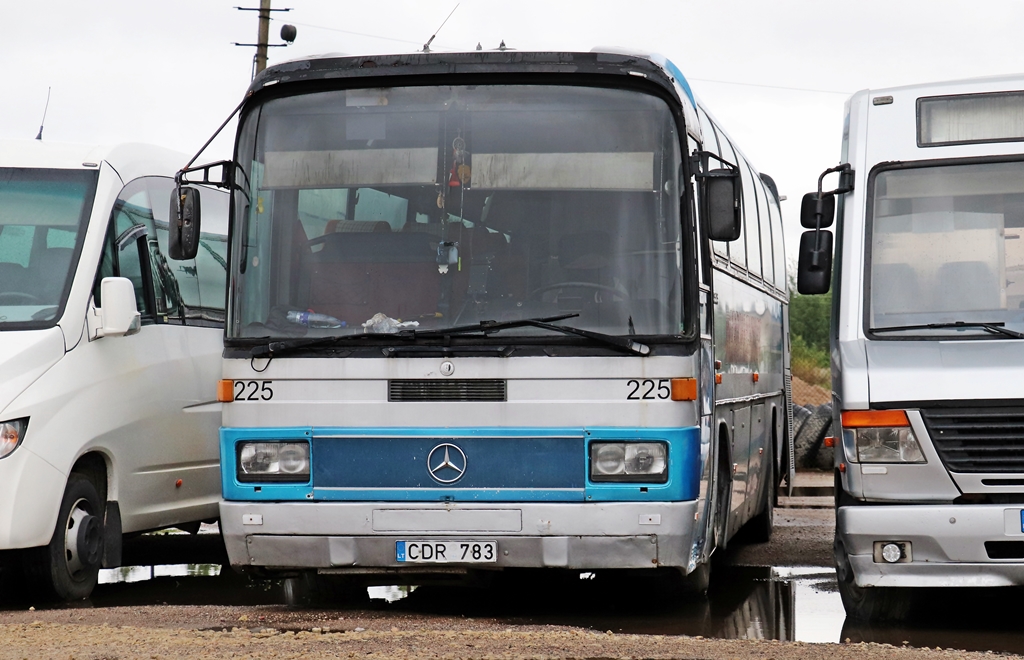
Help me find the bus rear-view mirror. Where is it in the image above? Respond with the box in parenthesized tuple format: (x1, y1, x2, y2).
(169, 186, 201, 261)
(797, 230, 833, 294)
(801, 191, 835, 228)
(706, 169, 741, 241)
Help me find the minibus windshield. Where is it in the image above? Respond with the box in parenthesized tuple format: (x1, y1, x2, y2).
(868, 160, 1024, 338)
(229, 85, 684, 345)
(0, 168, 96, 328)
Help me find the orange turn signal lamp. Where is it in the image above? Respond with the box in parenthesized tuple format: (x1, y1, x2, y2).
(217, 379, 234, 403)
(841, 410, 910, 428)
(670, 378, 698, 401)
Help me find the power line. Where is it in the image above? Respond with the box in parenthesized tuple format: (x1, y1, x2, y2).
(275, 19, 454, 50)
(689, 77, 852, 96)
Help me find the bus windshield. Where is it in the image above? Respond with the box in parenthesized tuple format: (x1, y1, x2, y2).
(0, 168, 96, 328)
(229, 85, 683, 343)
(868, 161, 1024, 337)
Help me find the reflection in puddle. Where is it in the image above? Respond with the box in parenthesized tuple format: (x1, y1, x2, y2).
(99, 564, 222, 585)
(368, 585, 417, 602)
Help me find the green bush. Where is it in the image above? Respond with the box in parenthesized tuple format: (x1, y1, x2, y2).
(790, 289, 831, 388)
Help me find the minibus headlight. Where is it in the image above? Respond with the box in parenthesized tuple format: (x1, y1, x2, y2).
(590, 442, 668, 483)
(0, 418, 28, 459)
(237, 441, 310, 482)
(841, 410, 925, 464)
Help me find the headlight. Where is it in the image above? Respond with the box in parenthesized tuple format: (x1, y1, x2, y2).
(237, 441, 310, 482)
(590, 441, 668, 483)
(0, 418, 28, 459)
(841, 410, 926, 464)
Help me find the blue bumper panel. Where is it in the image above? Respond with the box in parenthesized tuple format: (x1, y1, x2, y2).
(221, 426, 699, 503)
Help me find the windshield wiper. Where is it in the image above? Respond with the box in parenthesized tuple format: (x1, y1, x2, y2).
(871, 321, 1024, 339)
(403, 313, 651, 355)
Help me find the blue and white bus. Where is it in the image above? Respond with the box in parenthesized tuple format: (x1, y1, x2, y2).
(174, 49, 791, 596)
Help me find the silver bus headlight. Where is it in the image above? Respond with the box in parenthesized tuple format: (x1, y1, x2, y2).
(237, 441, 311, 482)
(590, 441, 668, 482)
(841, 410, 925, 464)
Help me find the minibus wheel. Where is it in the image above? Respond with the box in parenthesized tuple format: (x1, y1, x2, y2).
(745, 446, 774, 543)
(26, 474, 103, 601)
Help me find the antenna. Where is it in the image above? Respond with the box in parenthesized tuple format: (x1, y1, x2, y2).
(422, 3, 459, 53)
(35, 87, 51, 141)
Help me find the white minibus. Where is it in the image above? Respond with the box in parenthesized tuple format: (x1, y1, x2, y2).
(0, 140, 228, 601)
(798, 75, 1024, 620)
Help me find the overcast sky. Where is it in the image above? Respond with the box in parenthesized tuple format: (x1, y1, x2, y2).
(5, 0, 1024, 262)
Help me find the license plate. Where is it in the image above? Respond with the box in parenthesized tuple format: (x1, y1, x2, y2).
(1020, 510, 1024, 533)
(396, 540, 497, 563)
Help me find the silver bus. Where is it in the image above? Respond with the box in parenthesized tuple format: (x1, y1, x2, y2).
(799, 75, 1024, 620)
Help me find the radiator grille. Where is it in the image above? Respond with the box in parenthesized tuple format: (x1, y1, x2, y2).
(389, 379, 506, 402)
(920, 406, 1024, 473)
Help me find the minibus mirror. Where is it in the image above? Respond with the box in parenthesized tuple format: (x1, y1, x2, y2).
(797, 230, 833, 294)
(706, 169, 742, 241)
(98, 277, 141, 337)
(169, 186, 201, 260)
(801, 192, 835, 228)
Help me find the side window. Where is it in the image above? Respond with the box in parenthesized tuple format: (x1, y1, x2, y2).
(113, 211, 149, 316)
(740, 162, 761, 280)
(770, 194, 787, 290)
(696, 108, 728, 261)
(717, 133, 746, 270)
(757, 178, 775, 288)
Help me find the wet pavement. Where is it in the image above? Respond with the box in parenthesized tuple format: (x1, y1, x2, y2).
(4, 560, 1024, 655)
(3, 509, 1024, 655)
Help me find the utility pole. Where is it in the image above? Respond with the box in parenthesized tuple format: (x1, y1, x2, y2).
(255, 0, 271, 74)
(235, 2, 296, 79)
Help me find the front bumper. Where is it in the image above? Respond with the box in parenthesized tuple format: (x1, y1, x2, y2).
(839, 504, 1024, 587)
(220, 500, 699, 572)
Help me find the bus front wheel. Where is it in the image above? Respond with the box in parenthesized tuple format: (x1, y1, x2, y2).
(25, 474, 103, 602)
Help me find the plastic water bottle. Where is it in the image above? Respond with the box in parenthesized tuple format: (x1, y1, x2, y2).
(286, 310, 345, 328)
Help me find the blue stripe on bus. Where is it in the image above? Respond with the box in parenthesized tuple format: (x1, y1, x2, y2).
(220, 426, 700, 503)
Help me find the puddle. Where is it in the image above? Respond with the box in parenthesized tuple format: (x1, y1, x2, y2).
(99, 564, 222, 584)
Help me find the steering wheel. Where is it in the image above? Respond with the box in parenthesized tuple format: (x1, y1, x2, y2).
(527, 281, 629, 303)
(0, 291, 42, 304)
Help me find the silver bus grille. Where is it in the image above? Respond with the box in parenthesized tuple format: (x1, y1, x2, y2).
(388, 379, 507, 402)
(920, 406, 1024, 473)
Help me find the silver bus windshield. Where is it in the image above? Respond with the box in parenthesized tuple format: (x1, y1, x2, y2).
(869, 161, 1024, 337)
(229, 85, 683, 342)
(0, 168, 96, 328)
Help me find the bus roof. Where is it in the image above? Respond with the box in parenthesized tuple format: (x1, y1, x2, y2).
(249, 50, 702, 140)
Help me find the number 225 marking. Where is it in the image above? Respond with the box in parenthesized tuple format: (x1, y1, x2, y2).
(234, 380, 274, 401)
(626, 379, 670, 400)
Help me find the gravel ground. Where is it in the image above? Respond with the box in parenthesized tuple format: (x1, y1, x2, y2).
(3, 507, 1017, 659)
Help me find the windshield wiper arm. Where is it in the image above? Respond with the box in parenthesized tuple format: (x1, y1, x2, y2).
(872, 321, 1024, 339)
(406, 313, 650, 355)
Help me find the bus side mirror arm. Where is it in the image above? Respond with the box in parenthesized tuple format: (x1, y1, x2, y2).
(797, 164, 853, 295)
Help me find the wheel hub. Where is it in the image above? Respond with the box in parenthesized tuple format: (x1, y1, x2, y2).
(64, 500, 102, 577)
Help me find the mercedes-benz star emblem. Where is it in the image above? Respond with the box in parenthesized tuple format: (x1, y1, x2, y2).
(440, 360, 455, 376)
(427, 443, 467, 484)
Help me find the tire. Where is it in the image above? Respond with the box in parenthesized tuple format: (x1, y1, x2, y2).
(24, 474, 104, 602)
(745, 445, 774, 543)
(284, 572, 368, 607)
(792, 405, 813, 439)
(834, 533, 913, 621)
(710, 439, 732, 554)
(795, 405, 832, 469)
